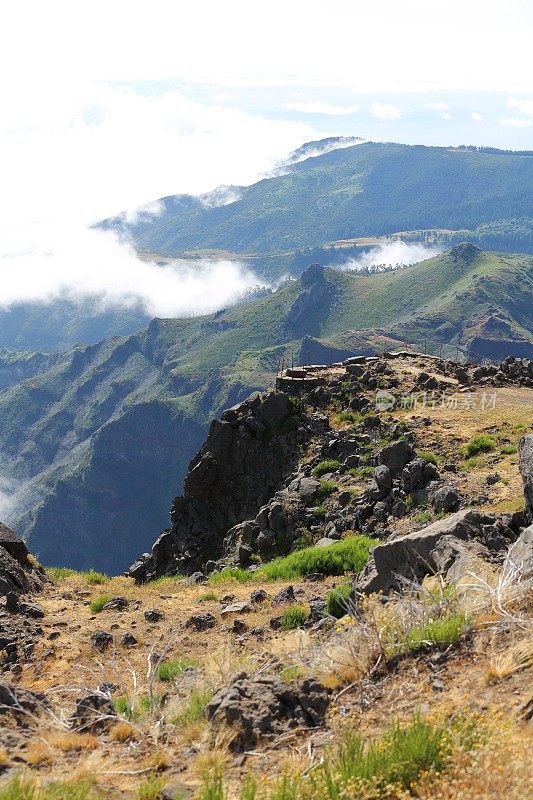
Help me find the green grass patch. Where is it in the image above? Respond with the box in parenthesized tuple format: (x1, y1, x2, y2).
(81, 569, 109, 585)
(313, 505, 327, 518)
(501, 444, 517, 455)
(414, 510, 432, 524)
(157, 657, 199, 682)
(463, 456, 479, 470)
(401, 613, 468, 654)
(419, 450, 439, 465)
(281, 604, 309, 630)
(311, 459, 341, 477)
(208, 567, 254, 585)
(198, 591, 219, 602)
(348, 466, 374, 478)
(256, 536, 374, 581)
(89, 594, 112, 613)
(137, 775, 166, 800)
(338, 410, 364, 425)
(325, 583, 352, 618)
(0, 776, 98, 800)
(280, 665, 307, 682)
(46, 566, 78, 583)
(317, 479, 335, 497)
(463, 434, 496, 457)
(170, 687, 213, 726)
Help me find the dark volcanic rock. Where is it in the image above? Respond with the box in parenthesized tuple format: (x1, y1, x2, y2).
(378, 440, 415, 474)
(69, 693, 117, 732)
(91, 631, 114, 651)
(0, 523, 47, 597)
(129, 391, 303, 580)
(206, 673, 330, 750)
(185, 613, 217, 631)
(0, 681, 46, 722)
(520, 435, 533, 522)
(271, 586, 297, 606)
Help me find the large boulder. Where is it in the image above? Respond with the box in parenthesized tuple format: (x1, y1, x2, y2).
(378, 440, 415, 474)
(354, 510, 508, 594)
(206, 673, 329, 750)
(519, 435, 533, 522)
(0, 524, 46, 596)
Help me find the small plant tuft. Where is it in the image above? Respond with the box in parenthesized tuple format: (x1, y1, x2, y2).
(312, 460, 340, 478)
(464, 434, 496, 457)
(281, 604, 309, 630)
(89, 594, 112, 613)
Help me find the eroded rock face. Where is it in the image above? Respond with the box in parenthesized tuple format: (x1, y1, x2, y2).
(519, 435, 533, 523)
(0, 682, 46, 723)
(129, 392, 304, 580)
(0, 523, 47, 596)
(206, 673, 330, 750)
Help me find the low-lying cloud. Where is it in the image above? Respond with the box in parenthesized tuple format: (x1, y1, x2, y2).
(0, 224, 267, 318)
(338, 241, 442, 271)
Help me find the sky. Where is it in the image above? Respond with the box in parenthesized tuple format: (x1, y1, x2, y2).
(0, 0, 532, 317)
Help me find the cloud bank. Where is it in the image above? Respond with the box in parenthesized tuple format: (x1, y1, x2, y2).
(0, 225, 266, 318)
(339, 241, 442, 271)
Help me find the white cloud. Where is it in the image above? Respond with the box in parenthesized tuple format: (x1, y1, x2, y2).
(370, 102, 402, 121)
(425, 102, 452, 120)
(500, 116, 533, 128)
(507, 98, 533, 116)
(0, 224, 266, 317)
(339, 241, 442, 271)
(284, 101, 359, 115)
(471, 112, 485, 123)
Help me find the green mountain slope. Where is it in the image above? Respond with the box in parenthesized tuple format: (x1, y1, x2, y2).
(108, 142, 533, 261)
(1, 246, 531, 572)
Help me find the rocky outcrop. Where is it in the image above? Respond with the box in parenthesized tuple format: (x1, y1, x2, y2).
(206, 672, 330, 750)
(355, 510, 518, 594)
(287, 264, 336, 331)
(129, 392, 304, 580)
(519, 435, 533, 523)
(0, 523, 46, 596)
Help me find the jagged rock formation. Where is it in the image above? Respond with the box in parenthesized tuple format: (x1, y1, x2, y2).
(0, 523, 46, 596)
(131, 352, 533, 583)
(287, 264, 336, 331)
(130, 392, 306, 581)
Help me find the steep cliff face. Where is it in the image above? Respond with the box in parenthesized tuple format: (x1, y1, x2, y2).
(129, 392, 307, 580)
(23, 401, 207, 573)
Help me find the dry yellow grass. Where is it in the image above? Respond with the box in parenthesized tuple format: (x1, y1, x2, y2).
(487, 640, 533, 682)
(47, 733, 99, 752)
(24, 740, 55, 766)
(109, 721, 138, 742)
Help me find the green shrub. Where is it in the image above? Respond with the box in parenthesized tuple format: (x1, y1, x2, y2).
(313, 505, 327, 518)
(281, 605, 309, 630)
(414, 510, 432, 524)
(325, 583, 352, 618)
(419, 450, 439, 465)
(171, 688, 213, 726)
(257, 536, 374, 581)
(464, 456, 479, 470)
(501, 444, 517, 455)
(157, 657, 199, 682)
(311, 460, 340, 478)
(317, 479, 335, 497)
(464, 434, 496, 457)
(89, 594, 112, 613)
